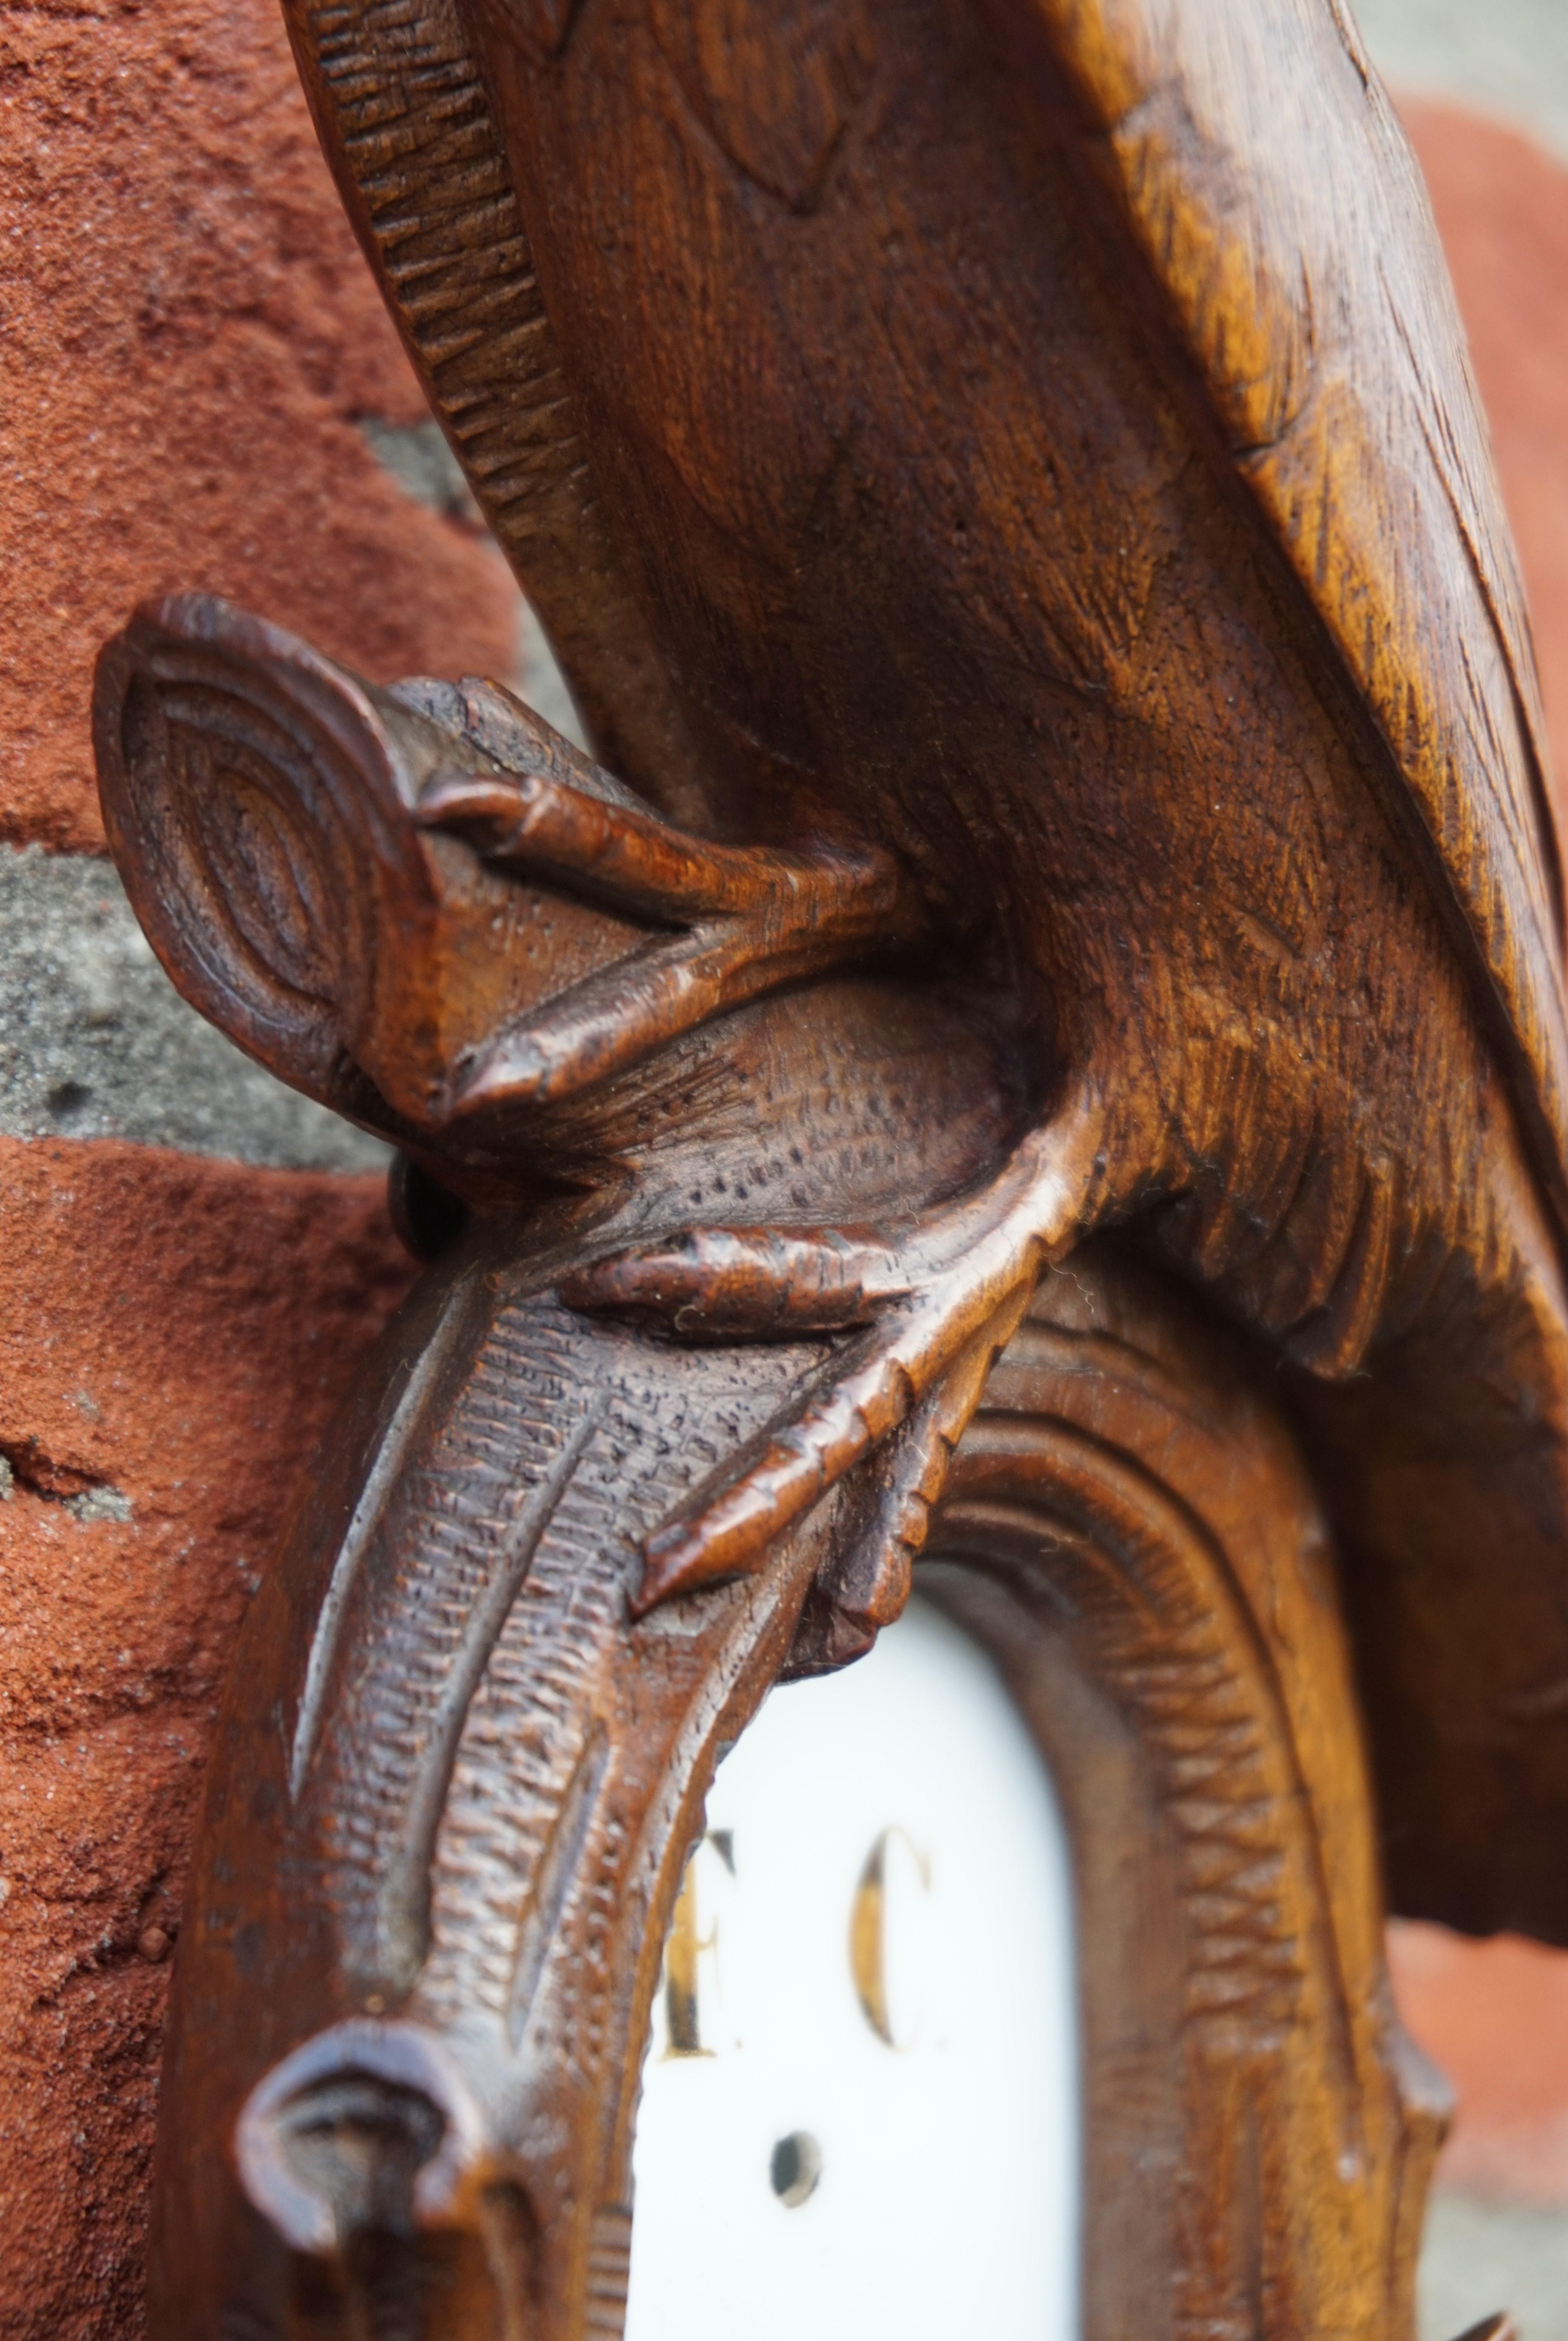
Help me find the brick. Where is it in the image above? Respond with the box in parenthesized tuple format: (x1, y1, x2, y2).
(0, 1138, 412, 2335)
(0, 0, 520, 855)
(1405, 103, 1568, 823)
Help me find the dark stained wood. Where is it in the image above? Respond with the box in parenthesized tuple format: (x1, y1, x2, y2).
(926, 1243, 1449, 2341)
(86, 0, 1568, 2333)
(141, 1230, 1449, 2341)
(254, 0, 1568, 1944)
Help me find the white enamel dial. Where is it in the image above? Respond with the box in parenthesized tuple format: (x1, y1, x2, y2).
(625, 1595, 1079, 2341)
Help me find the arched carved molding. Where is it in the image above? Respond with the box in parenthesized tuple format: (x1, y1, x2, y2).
(150, 1243, 839, 2338)
(148, 1234, 1443, 2341)
(924, 1243, 1448, 2341)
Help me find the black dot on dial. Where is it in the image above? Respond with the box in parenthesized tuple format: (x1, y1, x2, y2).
(769, 2131, 822, 2208)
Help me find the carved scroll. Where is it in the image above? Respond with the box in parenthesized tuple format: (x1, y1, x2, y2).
(87, 0, 1568, 2324)
(147, 1235, 1443, 2341)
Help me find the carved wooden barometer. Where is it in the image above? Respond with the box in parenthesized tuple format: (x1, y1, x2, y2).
(89, 0, 1568, 2333)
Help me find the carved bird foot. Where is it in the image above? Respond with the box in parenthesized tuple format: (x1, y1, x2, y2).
(415, 763, 923, 1113)
(563, 1101, 1105, 1624)
(413, 723, 1108, 1643)
(94, 593, 1052, 1660)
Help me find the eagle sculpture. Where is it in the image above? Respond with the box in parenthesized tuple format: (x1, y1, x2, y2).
(91, 0, 1568, 2332)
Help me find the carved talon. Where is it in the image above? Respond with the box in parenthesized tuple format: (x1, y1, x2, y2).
(559, 1225, 910, 1337)
(600, 1105, 1105, 1614)
(632, 1276, 1033, 1614)
(781, 1321, 1008, 1675)
(418, 763, 923, 1112)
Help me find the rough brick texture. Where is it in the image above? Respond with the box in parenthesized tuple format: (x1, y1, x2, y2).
(0, 1141, 412, 2340)
(1389, 1920, 1568, 2203)
(3, 10, 1568, 2332)
(0, 0, 519, 854)
(1405, 103, 1568, 828)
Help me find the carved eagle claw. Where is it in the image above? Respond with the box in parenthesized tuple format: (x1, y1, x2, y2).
(93, 591, 1040, 1646)
(414, 764, 922, 1113)
(566, 1104, 1105, 1616)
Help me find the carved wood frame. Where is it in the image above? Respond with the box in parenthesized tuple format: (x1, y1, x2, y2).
(143, 1234, 1443, 2341)
(925, 1246, 1444, 2341)
(79, 4, 1518, 2314)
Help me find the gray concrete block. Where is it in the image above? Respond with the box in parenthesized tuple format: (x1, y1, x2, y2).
(1421, 2193, 1568, 2341)
(0, 844, 389, 1173)
(1357, 0, 1568, 159)
(358, 416, 483, 526)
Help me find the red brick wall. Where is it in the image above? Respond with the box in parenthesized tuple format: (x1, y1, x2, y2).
(0, 1, 504, 2328)
(3, 20, 1568, 2334)
(1388, 99, 1568, 2215)
(0, 1146, 413, 2335)
(1, 0, 517, 853)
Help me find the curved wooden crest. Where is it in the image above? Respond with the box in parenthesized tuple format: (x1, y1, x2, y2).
(148, 1242, 1446, 2341)
(85, 4, 1568, 2337)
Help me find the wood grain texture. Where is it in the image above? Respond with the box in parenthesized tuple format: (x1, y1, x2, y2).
(85, 0, 1568, 2332)
(991, 0, 1568, 1214)
(278, 0, 709, 822)
(149, 1237, 1444, 2341)
(927, 1242, 1448, 2341)
(151, 1257, 839, 2338)
(226, 0, 1568, 1943)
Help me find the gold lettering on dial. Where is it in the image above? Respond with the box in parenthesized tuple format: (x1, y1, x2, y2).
(849, 1827, 929, 2047)
(662, 1846, 720, 2057)
(656, 1825, 930, 2057)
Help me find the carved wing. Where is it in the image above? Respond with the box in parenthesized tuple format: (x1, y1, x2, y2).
(277, 0, 711, 827)
(988, 0, 1568, 1221)
(282, 0, 1568, 1233)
